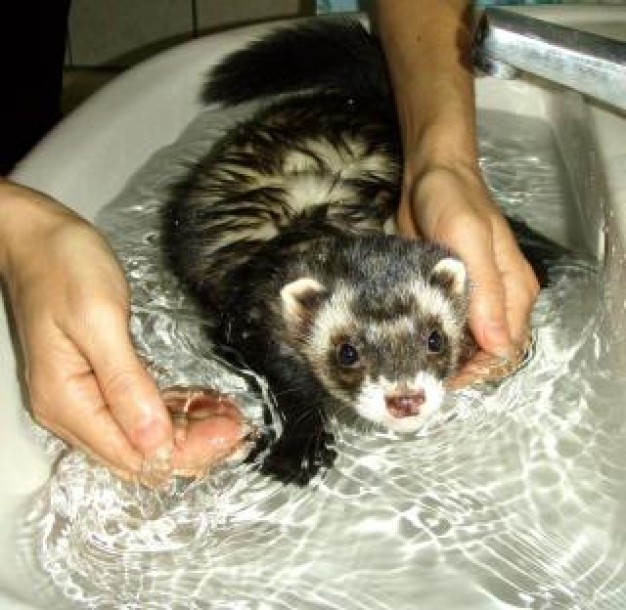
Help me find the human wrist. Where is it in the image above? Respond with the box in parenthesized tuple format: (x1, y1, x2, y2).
(401, 122, 483, 210)
(0, 180, 27, 274)
(397, 149, 495, 241)
(0, 180, 75, 277)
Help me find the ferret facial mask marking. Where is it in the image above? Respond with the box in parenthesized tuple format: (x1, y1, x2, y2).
(278, 256, 469, 432)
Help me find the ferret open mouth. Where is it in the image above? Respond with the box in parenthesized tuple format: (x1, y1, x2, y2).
(385, 391, 425, 418)
(354, 373, 446, 434)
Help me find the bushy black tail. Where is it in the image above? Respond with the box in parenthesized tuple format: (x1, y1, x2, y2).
(202, 17, 392, 106)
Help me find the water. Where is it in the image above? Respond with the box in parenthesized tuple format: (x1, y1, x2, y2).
(19, 101, 626, 609)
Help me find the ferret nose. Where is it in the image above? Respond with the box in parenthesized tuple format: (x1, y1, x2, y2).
(385, 390, 425, 418)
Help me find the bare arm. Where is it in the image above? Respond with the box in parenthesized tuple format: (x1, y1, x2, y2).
(372, 0, 538, 375)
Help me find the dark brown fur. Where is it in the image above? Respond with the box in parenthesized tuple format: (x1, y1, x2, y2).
(161, 19, 568, 483)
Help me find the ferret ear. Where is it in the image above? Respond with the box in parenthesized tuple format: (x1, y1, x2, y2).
(429, 257, 467, 297)
(280, 277, 328, 339)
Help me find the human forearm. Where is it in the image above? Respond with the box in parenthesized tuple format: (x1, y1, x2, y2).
(372, 0, 477, 173)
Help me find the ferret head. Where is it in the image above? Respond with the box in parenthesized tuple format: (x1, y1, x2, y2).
(280, 254, 470, 433)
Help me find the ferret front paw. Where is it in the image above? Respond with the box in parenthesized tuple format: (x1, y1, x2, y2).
(261, 430, 337, 485)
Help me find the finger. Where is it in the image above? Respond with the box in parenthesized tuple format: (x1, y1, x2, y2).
(75, 305, 173, 458)
(171, 413, 245, 477)
(48, 420, 141, 482)
(468, 262, 513, 359)
(500, 256, 539, 348)
(30, 368, 144, 476)
(447, 218, 514, 359)
(396, 193, 420, 238)
(447, 347, 527, 390)
(447, 352, 497, 389)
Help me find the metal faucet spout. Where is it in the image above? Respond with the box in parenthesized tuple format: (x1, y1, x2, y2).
(473, 8, 626, 112)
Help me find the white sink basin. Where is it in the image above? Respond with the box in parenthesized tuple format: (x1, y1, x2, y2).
(2, 7, 625, 608)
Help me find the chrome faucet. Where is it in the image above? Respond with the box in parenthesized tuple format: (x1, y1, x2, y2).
(473, 8, 626, 112)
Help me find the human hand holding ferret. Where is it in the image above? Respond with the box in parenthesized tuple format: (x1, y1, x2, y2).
(374, 0, 539, 385)
(0, 180, 245, 485)
(398, 162, 539, 387)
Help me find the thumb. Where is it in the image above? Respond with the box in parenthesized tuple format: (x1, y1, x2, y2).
(466, 256, 514, 360)
(448, 220, 515, 359)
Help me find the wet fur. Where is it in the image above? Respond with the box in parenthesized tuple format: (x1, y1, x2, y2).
(163, 19, 531, 484)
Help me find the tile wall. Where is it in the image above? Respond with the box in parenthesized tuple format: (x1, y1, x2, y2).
(66, 0, 313, 68)
(65, 0, 622, 68)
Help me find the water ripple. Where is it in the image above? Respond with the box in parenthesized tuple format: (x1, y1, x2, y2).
(18, 103, 626, 609)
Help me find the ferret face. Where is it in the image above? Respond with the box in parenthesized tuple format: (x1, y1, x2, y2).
(280, 257, 469, 433)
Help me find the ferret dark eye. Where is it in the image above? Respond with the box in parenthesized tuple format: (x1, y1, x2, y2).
(337, 343, 360, 367)
(427, 330, 444, 353)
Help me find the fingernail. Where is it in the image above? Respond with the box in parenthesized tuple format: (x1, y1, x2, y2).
(139, 463, 171, 490)
(148, 443, 172, 467)
(139, 443, 173, 490)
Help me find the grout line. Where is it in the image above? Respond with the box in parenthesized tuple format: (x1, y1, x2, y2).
(191, 0, 198, 38)
(65, 23, 74, 67)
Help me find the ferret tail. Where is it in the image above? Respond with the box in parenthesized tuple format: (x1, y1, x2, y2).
(202, 17, 392, 106)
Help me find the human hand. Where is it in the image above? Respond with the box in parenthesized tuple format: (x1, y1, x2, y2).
(1, 182, 250, 486)
(397, 162, 539, 387)
(0, 181, 178, 483)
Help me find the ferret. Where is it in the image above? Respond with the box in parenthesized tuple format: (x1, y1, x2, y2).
(162, 19, 482, 483)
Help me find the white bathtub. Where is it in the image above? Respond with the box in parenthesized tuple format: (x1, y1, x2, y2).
(2, 7, 625, 608)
